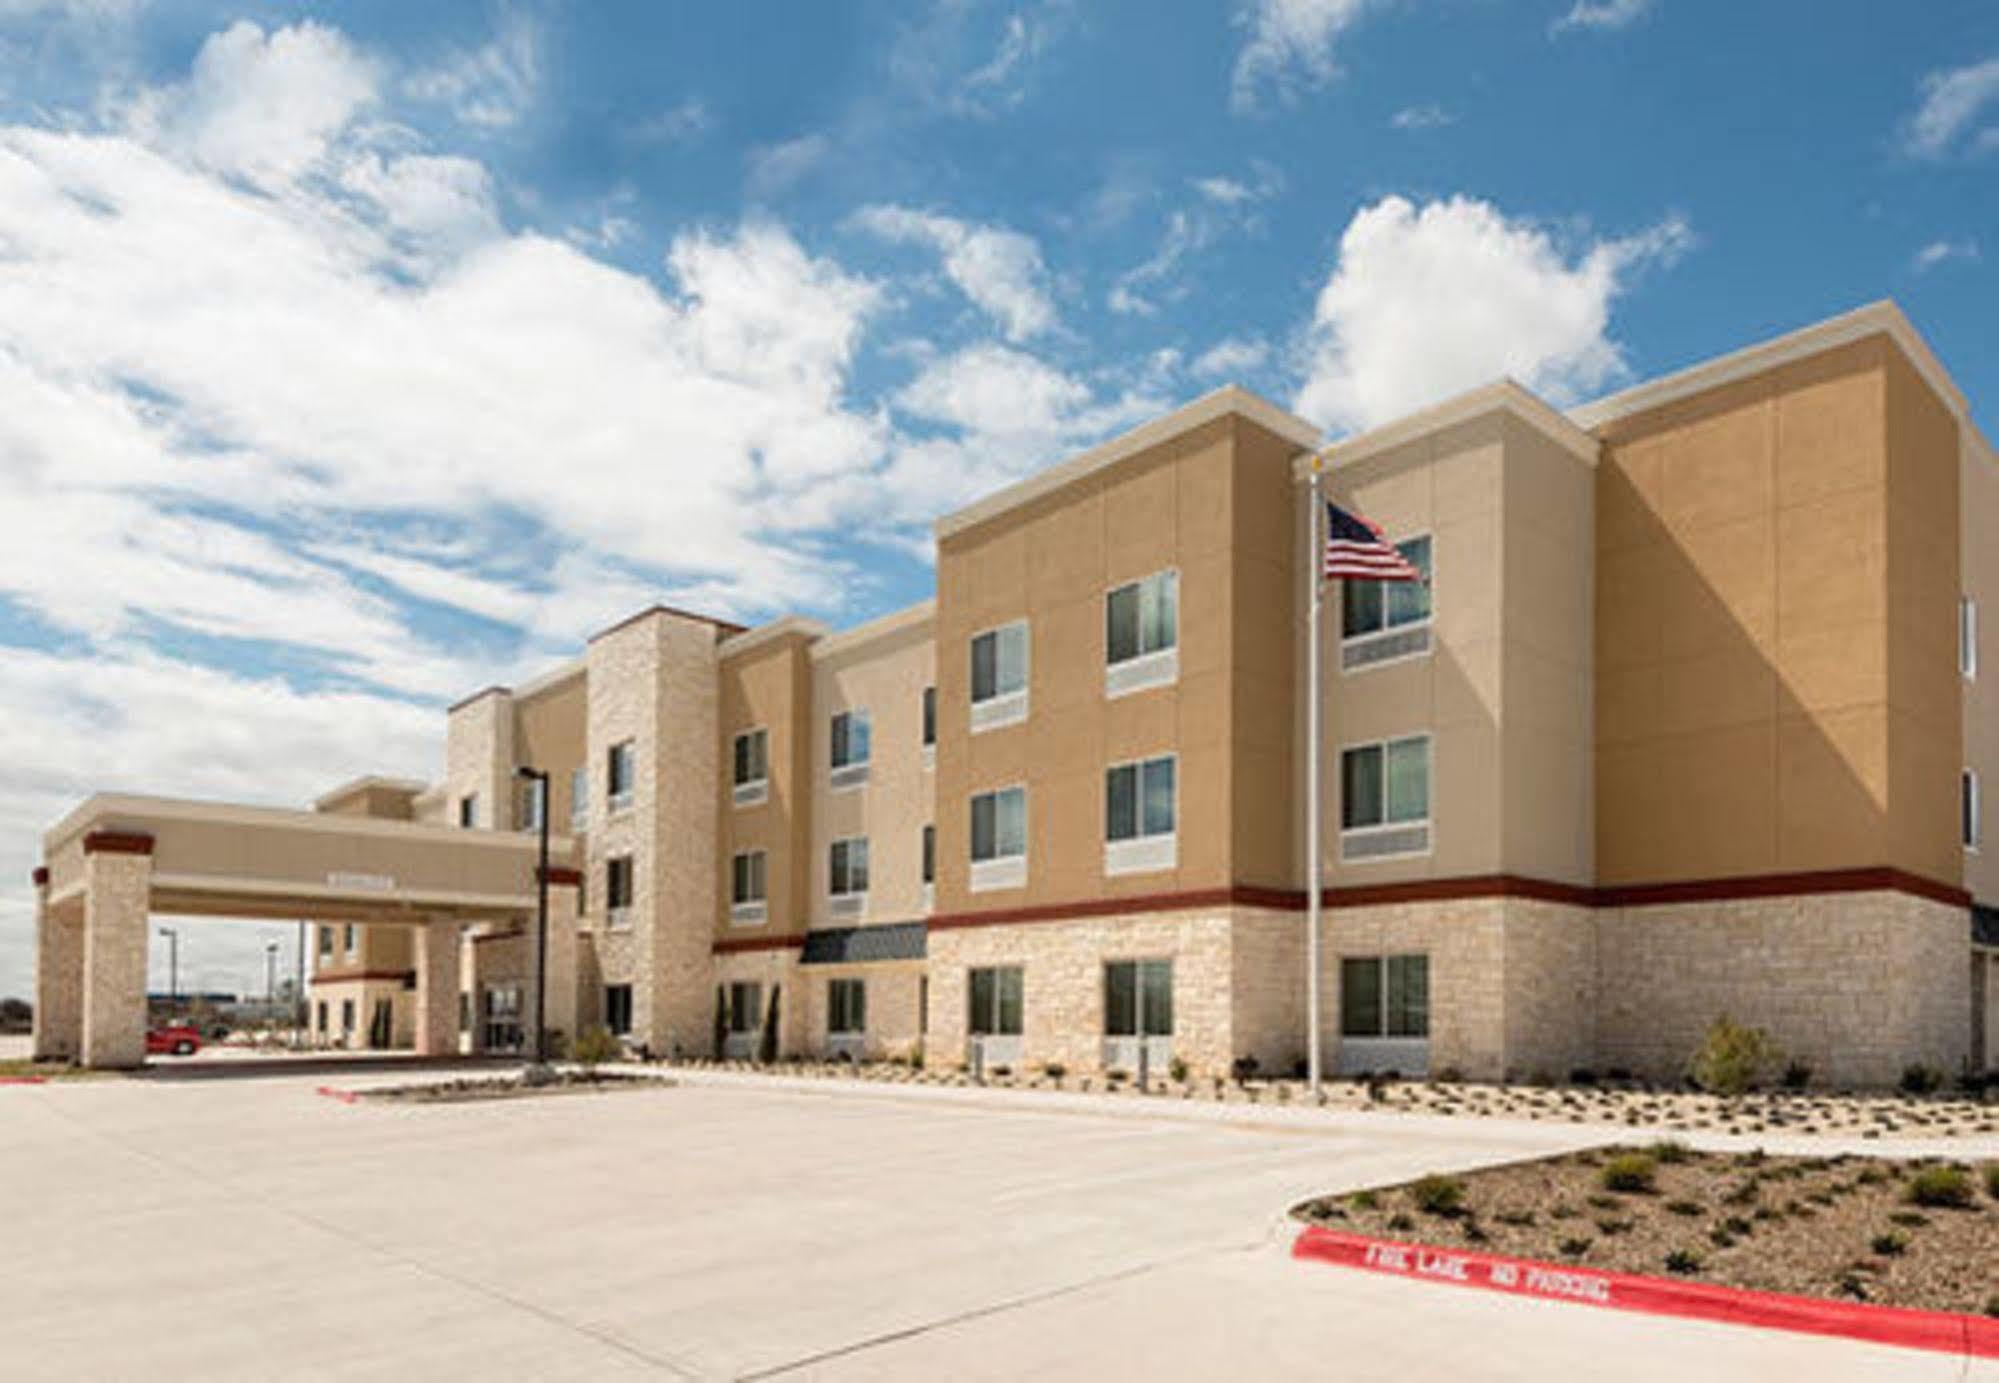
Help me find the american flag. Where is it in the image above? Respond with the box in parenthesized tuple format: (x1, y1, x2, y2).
(1323, 501, 1424, 582)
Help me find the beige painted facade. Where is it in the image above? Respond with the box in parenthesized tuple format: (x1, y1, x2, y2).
(31, 303, 1994, 1085)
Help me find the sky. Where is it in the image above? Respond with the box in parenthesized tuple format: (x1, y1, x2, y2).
(0, 0, 1992, 1000)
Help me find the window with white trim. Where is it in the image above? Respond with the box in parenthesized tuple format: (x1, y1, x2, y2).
(1103, 959, 1173, 1038)
(922, 686, 937, 750)
(1341, 536, 1433, 671)
(519, 777, 545, 832)
(1104, 755, 1176, 875)
(457, 794, 477, 829)
(830, 709, 871, 788)
(569, 766, 588, 830)
(605, 854, 634, 927)
(828, 978, 866, 1036)
(728, 981, 762, 1035)
(1340, 734, 1432, 860)
(968, 965, 1023, 1037)
(1340, 954, 1429, 1039)
(343, 924, 356, 956)
(969, 621, 1029, 730)
(1963, 597, 1980, 681)
(1106, 571, 1178, 695)
(606, 740, 635, 811)
(1967, 769, 1983, 852)
(733, 728, 769, 806)
(969, 786, 1027, 890)
(604, 984, 632, 1036)
(317, 926, 333, 958)
(922, 824, 936, 885)
(730, 850, 767, 924)
(829, 837, 869, 898)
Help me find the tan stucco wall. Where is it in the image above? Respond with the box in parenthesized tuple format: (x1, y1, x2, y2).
(514, 669, 587, 830)
(718, 630, 816, 942)
(810, 610, 935, 928)
(1961, 430, 1998, 906)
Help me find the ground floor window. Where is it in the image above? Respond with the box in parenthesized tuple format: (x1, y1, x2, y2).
(483, 984, 523, 1052)
(340, 998, 355, 1033)
(827, 978, 865, 1036)
(1339, 955, 1429, 1038)
(315, 1000, 327, 1033)
(1103, 959, 1173, 1036)
(604, 983, 633, 1036)
(728, 981, 763, 1034)
(968, 965, 1024, 1036)
(919, 975, 929, 1034)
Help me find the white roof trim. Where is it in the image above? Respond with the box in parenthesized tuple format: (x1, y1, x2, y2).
(311, 776, 429, 812)
(718, 614, 832, 660)
(46, 792, 574, 855)
(811, 598, 935, 661)
(1568, 300, 1970, 432)
(1291, 379, 1599, 480)
(934, 386, 1321, 541)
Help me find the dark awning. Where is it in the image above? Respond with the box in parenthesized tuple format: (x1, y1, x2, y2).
(799, 921, 927, 966)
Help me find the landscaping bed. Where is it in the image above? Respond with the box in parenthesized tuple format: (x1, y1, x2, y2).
(360, 1069, 674, 1104)
(1293, 1145, 1999, 1318)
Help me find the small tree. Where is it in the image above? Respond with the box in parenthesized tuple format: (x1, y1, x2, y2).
(573, 1025, 620, 1075)
(1688, 1015, 1780, 1096)
(759, 984, 781, 1064)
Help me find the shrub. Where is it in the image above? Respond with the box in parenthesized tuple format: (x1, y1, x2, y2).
(1600, 1152, 1659, 1193)
(1569, 1068, 1598, 1086)
(1688, 1015, 1780, 1096)
(1042, 1061, 1066, 1081)
(1781, 1059, 1814, 1090)
(1708, 1227, 1736, 1248)
(1870, 1231, 1908, 1257)
(1665, 1200, 1703, 1217)
(1387, 1212, 1415, 1231)
(572, 1025, 621, 1072)
(1889, 1210, 1929, 1228)
(1558, 1236, 1592, 1259)
(1647, 1139, 1694, 1164)
(1900, 1064, 1945, 1096)
(1985, 1163, 1999, 1201)
(1594, 1216, 1634, 1236)
(909, 1039, 925, 1071)
(1168, 1056, 1189, 1084)
(1905, 1166, 1973, 1208)
(1409, 1174, 1467, 1216)
(1432, 1066, 1464, 1084)
(989, 1064, 1011, 1079)
(1721, 1215, 1753, 1237)
(1664, 1249, 1704, 1275)
(1347, 1189, 1379, 1211)
(1493, 1208, 1536, 1227)
(1231, 1055, 1260, 1084)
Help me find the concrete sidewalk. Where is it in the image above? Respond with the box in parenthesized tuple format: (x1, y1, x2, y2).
(0, 1069, 1987, 1380)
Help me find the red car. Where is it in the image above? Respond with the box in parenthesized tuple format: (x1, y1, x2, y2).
(146, 1025, 201, 1056)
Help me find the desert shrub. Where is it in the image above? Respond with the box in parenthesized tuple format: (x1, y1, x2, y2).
(989, 1064, 1011, 1079)
(1647, 1139, 1694, 1164)
(1781, 1059, 1814, 1090)
(1493, 1208, 1536, 1227)
(1665, 1199, 1703, 1217)
(1900, 1064, 1945, 1096)
(1432, 1066, 1464, 1084)
(1231, 1055, 1259, 1084)
(1688, 1015, 1780, 1096)
(1663, 1249, 1704, 1275)
(1168, 1056, 1189, 1084)
(1855, 1167, 1886, 1186)
(1708, 1227, 1736, 1248)
(1042, 1060, 1066, 1081)
(1721, 1216, 1753, 1236)
(1594, 1216, 1635, 1236)
(1600, 1152, 1659, 1193)
(1409, 1174, 1466, 1216)
(572, 1025, 621, 1072)
(1558, 1236, 1592, 1259)
(1889, 1210, 1928, 1228)
(1569, 1068, 1597, 1086)
(1905, 1166, 1973, 1208)
(1870, 1231, 1909, 1257)
(1387, 1212, 1415, 1231)
(1986, 1164, 1999, 1200)
(1347, 1189, 1379, 1211)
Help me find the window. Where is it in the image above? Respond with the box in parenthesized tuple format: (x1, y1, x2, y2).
(922, 824, 936, 885)
(570, 766, 589, 830)
(604, 984, 633, 1037)
(457, 794, 477, 828)
(340, 999, 355, 1033)
(1340, 734, 1432, 860)
(922, 686, 937, 751)
(343, 924, 356, 956)
(830, 709, 872, 788)
(828, 978, 866, 1036)
(829, 837, 869, 898)
(968, 966, 1024, 1036)
(733, 728, 769, 806)
(605, 854, 634, 927)
(1967, 769, 1983, 852)
(607, 740, 636, 811)
(1103, 959, 1173, 1037)
(317, 926, 333, 958)
(731, 850, 767, 924)
(1105, 756, 1177, 874)
(1964, 597, 1980, 681)
(1106, 571, 1179, 695)
(519, 777, 544, 832)
(1342, 536, 1432, 640)
(728, 981, 762, 1035)
(315, 1001, 327, 1033)
(970, 785, 1027, 891)
(1340, 955, 1430, 1039)
(969, 621, 1029, 730)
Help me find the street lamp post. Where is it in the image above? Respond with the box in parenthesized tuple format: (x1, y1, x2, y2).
(264, 941, 278, 1028)
(516, 766, 551, 1067)
(158, 927, 178, 1011)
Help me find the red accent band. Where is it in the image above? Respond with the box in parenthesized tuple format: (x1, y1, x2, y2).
(1292, 1225, 1999, 1360)
(0, 1076, 48, 1086)
(82, 831, 154, 856)
(1596, 866, 1970, 911)
(314, 1086, 358, 1105)
(31, 866, 49, 888)
(310, 969, 414, 984)
(712, 934, 806, 955)
(538, 865, 582, 887)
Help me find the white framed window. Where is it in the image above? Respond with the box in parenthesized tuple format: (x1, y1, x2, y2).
(733, 728, 769, 807)
(1341, 535, 1433, 672)
(830, 710, 871, 790)
(1341, 954, 1430, 1038)
(317, 926, 333, 958)
(827, 978, 866, 1037)
(606, 740, 636, 812)
(519, 777, 545, 833)
(829, 836, 869, 915)
(1967, 769, 1983, 853)
(969, 621, 1029, 731)
(970, 785, 1027, 891)
(1106, 570, 1179, 697)
(569, 766, 588, 831)
(1963, 597, 1980, 681)
(968, 965, 1023, 1036)
(605, 854, 634, 929)
(1340, 734, 1432, 861)
(343, 924, 357, 957)
(457, 794, 478, 829)
(727, 981, 762, 1035)
(922, 685, 937, 767)
(921, 823, 936, 912)
(730, 850, 767, 924)
(604, 984, 632, 1037)
(1103, 959, 1173, 1037)
(1104, 754, 1177, 875)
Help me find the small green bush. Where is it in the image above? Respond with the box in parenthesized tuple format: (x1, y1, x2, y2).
(1870, 1231, 1908, 1257)
(1409, 1174, 1467, 1216)
(1688, 1015, 1780, 1096)
(1984, 1163, 1999, 1201)
(1889, 1210, 1928, 1228)
(1647, 1139, 1694, 1165)
(1905, 1166, 1973, 1208)
(1041, 1060, 1065, 1080)
(1600, 1152, 1659, 1193)
(572, 1024, 622, 1072)
(1168, 1056, 1189, 1084)
(1558, 1236, 1592, 1259)
(1347, 1189, 1379, 1211)
(1664, 1249, 1704, 1275)
(1708, 1227, 1736, 1248)
(1387, 1212, 1415, 1231)
(1899, 1064, 1944, 1096)
(1664, 1199, 1703, 1217)
(1781, 1059, 1814, 1090)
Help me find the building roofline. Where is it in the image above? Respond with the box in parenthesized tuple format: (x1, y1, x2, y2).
(810, 598, 935, 661)
(1292, 378, 1600, 481)
(586, 602, 749, 646)
(934, 385, 1322, 543)
(310, 776, 429, 812)
(717, 614, 833, 661)
(445, 684, 508, 715)
(44, 792, 573, 856)
(1568, 299, 1971, 433)
(512, 657, 585, 702)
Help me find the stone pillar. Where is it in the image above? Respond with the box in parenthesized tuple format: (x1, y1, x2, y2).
(540, 869, 581, 1055)
(78, 840, 152, 1070)
(413, 919, 459, 1058)
(31, 867, 82, 1062)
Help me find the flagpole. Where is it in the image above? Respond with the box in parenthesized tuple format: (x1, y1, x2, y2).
(1306, 454, 1324, 1099)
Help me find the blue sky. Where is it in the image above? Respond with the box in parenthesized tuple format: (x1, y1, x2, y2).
(0, 0, 1992, 997)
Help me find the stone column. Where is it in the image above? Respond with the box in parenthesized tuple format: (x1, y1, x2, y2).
(413, 919, 459, 1058)
(31, 867, 82, 1062)
(540, 870, 581, 1054)
(79, 842, 151, 1070)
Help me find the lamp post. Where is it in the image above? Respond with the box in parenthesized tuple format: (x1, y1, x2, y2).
(264, 941, 278, 1027)
(158, 927, 178, 1011)
(516, 766, 551, 1067)
(294, 920, 306, 1051)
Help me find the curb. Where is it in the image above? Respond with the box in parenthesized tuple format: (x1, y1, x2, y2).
(314, 1085, 358, 1105)
(0, 1076, 47, 1086)
(1291, 1224, 1999, 1361)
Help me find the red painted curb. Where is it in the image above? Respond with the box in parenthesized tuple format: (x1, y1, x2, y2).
(314, 1086, 358, 1105)
(0, 1076, 47, 1086)
(1292, 1225, 1999, 1361)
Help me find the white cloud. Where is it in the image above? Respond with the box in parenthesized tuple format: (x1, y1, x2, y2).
(1550, 0, 1653, 35)
(1230, 0, 1388, 113)
(1390, 102, 1454, 129)
(1192, 336, 1270, 379)
(1911, 237, 1979, 273)
(1110, 163, 1282, 316)
(631, 98, 711, 145)
(890, 0, 1069, 120)
(405, 10, 541, 130)
(1903, 57, 1999, 159)
(1294, 194, 1692, 430)
(745, 132, 831, 199)
(852, 204, 1057, 341)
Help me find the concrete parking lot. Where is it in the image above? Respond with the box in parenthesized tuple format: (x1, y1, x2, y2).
(0, 1063, 1989, 1381)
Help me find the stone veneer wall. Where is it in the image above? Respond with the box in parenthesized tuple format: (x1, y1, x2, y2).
(32, 882, 81, 1061)
(1313, 898, 1509, 1080)
(445, 690, 514, 831)
(712, 949, 806, 1058)
(1498, 900, 1597, 1082)
(798, 961, 925, 1062)
(1229, 909, 1305, 1076)
(1595, 890, 1970, 1086)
